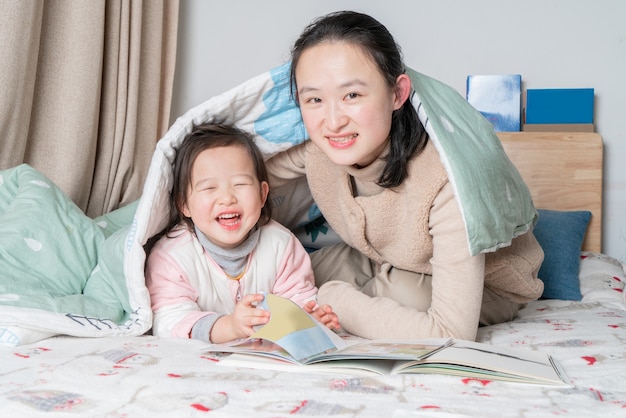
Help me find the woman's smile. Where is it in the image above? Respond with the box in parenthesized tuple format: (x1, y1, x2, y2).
(327, 133, 358, 148)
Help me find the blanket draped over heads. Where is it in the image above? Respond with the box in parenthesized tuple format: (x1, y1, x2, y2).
(0, 63, 535, 346)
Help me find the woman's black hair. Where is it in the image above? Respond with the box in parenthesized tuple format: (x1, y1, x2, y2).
(290, 11, 428, 188)
(145, 123, 271, 252)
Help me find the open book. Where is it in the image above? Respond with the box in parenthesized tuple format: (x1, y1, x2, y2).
(207, 294, 570, 386)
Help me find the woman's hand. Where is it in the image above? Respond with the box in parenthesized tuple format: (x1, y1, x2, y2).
(304, 300, 341, 330)
(210, 294, 271, 343)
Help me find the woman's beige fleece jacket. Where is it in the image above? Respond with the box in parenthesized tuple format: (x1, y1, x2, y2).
(267, 139, 544, 341)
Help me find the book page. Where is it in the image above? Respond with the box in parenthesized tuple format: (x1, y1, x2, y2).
(251, 293, 338, 362)
(403, 339, 568, 385)
(252, 293, 317, 341)
(313, 338, 450, 363)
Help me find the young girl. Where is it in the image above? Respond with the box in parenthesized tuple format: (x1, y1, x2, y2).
(146, 123, 339, 344)
(266, 11, 544, 341)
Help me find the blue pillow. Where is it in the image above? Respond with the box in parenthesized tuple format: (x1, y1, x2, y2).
(533, 209, 592, 300)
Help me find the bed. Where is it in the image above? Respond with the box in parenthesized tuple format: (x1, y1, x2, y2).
(2, 67, 625, 416)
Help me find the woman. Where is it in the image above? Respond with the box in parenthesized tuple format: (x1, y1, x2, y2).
(266, 11, 544, 341)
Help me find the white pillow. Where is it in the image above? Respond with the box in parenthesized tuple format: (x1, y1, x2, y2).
(579, 251, 626, 305)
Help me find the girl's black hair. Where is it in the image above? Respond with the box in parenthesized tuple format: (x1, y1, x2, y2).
(146, 123, 271, 252)
(290, 11, 428, 188)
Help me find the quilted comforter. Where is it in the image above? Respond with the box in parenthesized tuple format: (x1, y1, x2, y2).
(0, 63, 536, 346)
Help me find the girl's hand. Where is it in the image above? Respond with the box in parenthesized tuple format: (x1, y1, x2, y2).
(210, 294, 271, 343)
(304, 300, 341, 330)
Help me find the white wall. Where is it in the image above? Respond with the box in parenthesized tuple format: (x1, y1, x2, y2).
(171, 0, 626, 262)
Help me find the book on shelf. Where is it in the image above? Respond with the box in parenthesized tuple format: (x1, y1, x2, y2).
(206, 294, 570, 386)
(466, 74, 522, 132)
(525, 88, 594, 124)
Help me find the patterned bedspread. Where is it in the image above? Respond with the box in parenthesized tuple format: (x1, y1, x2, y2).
(2, 253, 625, 417)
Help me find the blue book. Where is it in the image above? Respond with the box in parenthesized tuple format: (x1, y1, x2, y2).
(466, 74, 522, 132)
(525, 88, 594, 124)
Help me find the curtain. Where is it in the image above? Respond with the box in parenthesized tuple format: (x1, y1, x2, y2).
(0, 0, 179, 217)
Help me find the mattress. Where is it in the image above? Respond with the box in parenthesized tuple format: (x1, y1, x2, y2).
(2, 252, 624, 417)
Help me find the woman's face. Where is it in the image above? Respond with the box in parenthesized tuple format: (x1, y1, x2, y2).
(182, 145, 269, 249)
(295, 41, 405, 168)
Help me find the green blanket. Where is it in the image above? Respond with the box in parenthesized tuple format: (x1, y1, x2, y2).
(0, 165, 146, 345)
(0, 62, 536, 346)
(406, 68, 536, 254)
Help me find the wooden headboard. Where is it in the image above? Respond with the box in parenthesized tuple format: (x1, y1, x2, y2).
(497, 132, 603, 253)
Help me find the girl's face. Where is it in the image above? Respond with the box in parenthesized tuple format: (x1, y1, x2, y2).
(182, 145, 269, 249)
(295, 41, 408, 168)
